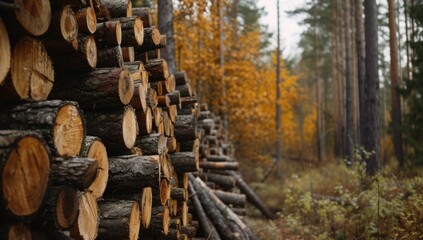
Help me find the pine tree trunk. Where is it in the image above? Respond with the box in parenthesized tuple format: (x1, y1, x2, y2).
(158, 0, 176, 73)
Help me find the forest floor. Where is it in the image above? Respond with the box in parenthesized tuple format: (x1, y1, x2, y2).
(242, 159, 423, 239)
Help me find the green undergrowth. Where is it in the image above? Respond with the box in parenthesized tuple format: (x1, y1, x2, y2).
(245, 160, 423, 239)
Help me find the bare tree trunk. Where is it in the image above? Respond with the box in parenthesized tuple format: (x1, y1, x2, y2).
(355, 0, 366, 147)
(158, 0, 176, 73)
(314, 0, 322, 163)
(344, 0, 354, 162)
(363, 0, 381, 175)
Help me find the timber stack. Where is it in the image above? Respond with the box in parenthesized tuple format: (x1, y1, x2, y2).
(0, 0, 269, 239)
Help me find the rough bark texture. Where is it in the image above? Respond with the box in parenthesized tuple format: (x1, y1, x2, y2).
(100, 0, 131, 18)
(130, 82, 147, 112)
(170, 152, 199, 173)
(107, 155, 160, 190)
(132, 7, 153, 28)
(168, 90, 181, 106)
(51, 157, 98, 190)
(42, 6, 78, 50)
(75, 7, 97, 34)
(50, 68, 134, 110)
(174, 71, 188, 85)
(198, 173, 235, 190)
(134, 133, 167, 155)
(144, 59, 169, 82)
(212, 190, 245, 208)
(176, 84, 192, 98)
(97, 46, 124, 68)
(200, 161, 239, 171)
(94, 20, 122, 48)
(174, 115, 197, 141)
(171, 187, 187, 201)
(115, 17, 144, 47)
(0, 100, 85, 157)
(134, 27, 161, 53)
(137, 107, 153, 135)
(0, 130, 50, 221)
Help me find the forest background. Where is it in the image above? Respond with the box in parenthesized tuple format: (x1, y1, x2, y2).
(136, 0, 423, 239)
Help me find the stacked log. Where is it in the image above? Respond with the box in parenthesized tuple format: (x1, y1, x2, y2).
(0, 1, 268, 239)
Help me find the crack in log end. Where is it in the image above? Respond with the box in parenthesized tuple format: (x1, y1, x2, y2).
(15, 0, 51, 36)
(85, 139, 109, 200)
(118, 69, 134, 105)
(122, 107, 138, 149)
(30, 69, 54, 101)
(53, 104, 84, 157)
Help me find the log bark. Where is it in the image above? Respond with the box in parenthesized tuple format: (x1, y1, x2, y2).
(50, 34, 97, 73)
(96, 46, 124, 68)
(75, 7, 97, 34)
(51, 157, 98, 190)
(80, 136, 109, 199)
(94, 20, 122, 48)
(97, 200, 140, 240)
(179, 139, 200, 152)
(134, 133, 167, 155)
(2, 0, 51, 36)
(158, 95, 171, 108)
(152, 179, 171, 206)
(168, 90, 181, 106)
(141, 205, 170, 235)
(107, 155, 160, 190)
(0, 130, 50, 221)
(134, 26, 161, 53)
(50, 0, 87, 6)
(147, 88, 159, 109)
(0, 18, 10, 85)
(137, 107, 153, 135)
(0, 100, 85, 157)
(100, 0, 131, 18)
(176, 84, 192, 98)
(207, 155, 231, 162)
(169, 152, 199, 173)
(212, 190, 245, 208)
(174, 115, 197, 141)
(150, 81, 163, 96)
(132, 7, 153, 27)
(113, 17, 143, 47)
(228, 171, 274, 219)
(171, 188, 186, 201)
(36, 186, 79, 230)
(50, 68, 134, 110)
(70, 191, 99, 240)
(200, 161, 239, 171)
(0, 223, 31, 240)
(122, 47, 135, 62)
(198, 173, 235, 190)
(84, 106, 138, 155)
(174, 71, 188, 85)
(141, 187, 153, 228)
(144, 59, 169, 82)
(167, 137, 177, 153)
(181, 226, 196, 238)
(0, 37, 54, 101)
(130, 82, 147, 112)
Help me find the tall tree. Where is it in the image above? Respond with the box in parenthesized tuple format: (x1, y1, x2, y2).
(363, 0, 381, 175)
(158, 0, 176, 73)
(344, 0, 354, 161)
(314, 2, 322, 163)
(355, 0, 365, 147)
(388, 0, 405, 166)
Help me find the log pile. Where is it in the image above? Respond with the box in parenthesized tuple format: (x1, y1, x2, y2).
(0, 1, 271, 239)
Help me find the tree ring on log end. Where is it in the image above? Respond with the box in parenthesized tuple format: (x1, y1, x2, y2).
(61, 6, 78, 43)
(159, 179, 170, 206)
(122, 107, 138, 149)
(56, 186, 78, 230)
(116, 21, 122, 45)
(71, 191, 98, 240)
(53, 104, 84, 157)
(85, 36, 98, 68)
(141, 187, 152, 228)
(87, 140, 108, 199)
(86, 7, 97, 34)
(119, 69, 134, 105)
(15, 0, 51, 36)
(151, 27, 161, 45)
(134, 17, 144, 46)
(163, 205, 170, 235)
(2, 136, 50, 217)
(130, 201, 141, 240)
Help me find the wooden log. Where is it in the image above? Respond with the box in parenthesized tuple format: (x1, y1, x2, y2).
(212, 190, 246, 208)
(168, 74, 176, 92)
(50, 34, 97, 73)
(207, 155, 231, 162)
(181, 226, 197, 238)
(171, 188, 186, 201)
(169, 152, 199, 173)
(122, 47, 135, 62)
(0, 18, 10, 85)
(70, 191, 99, 240)
(2, 0, 51, 36)
(97, 200, 140, 240)
(160, 153, 172, 181)
(94, 20, 122, 48)
(36, 186, 79, 230)
(134, 26, 161, 54)
(75, 7, 97, 34)
(80, 136, 109, 199)
(84, 106, 138, 155)
(164, 105, 178, 123)
(0, 131, 50, 221)
(100, 0, 131, 18)
(167, 137, 177, 153)
(168, 90, 181, 106)
(150, 81, 163, 96)
(130, 82, 147, 111)
(0, 223, 31, 240)
(141, 187, 153, 228)
(50, 0, 88, 7)
(174, 71, 188, 85)
(179, 139, 200, 152)
(198, 173, 235, 190)
(200, 161, 239, 171)
(0, 100, 85, 157)
(134, 133, 166, 155)
(137, 106, 153, 135)
(42, 6, 78, 51)
(50, 68, 134, 110)
(158, 95, 171, 108)
(163, 111, 173, 137)
(0, 37, 54, 101)
(176, 84, 193, 98)
(228, 171, 274, 219)
(132, 7, 153, 28)
(31, 229, 73, 240)
(146, 88, 158, 109)
(51, 158, 98, 190)
(144, 59, 169, 82)
(152, 179, 171, 206)
(230, 208, 246, 216)
(141, 205, 170, 235)
(174, 115, 197, 141)
(96, 46, 124, 68)
(115, 17, 144, 47)
(154, 107, 163, 128)
(107, 155, 160, 190)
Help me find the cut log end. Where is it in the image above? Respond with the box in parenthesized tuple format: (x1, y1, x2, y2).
(85, 139, 109, 199)
(85, 35, 98, 68)
(160, 179, 171, 206)
(61, 6, 78, 43)
(2, 134, 50, 218)
(122, 107, 138, 149)
(119, 69, 135, 105)
(10, 37, 54, 101)
(15, 0, 51, 36)
(86, 7, 98, 34)
(56, 186, 79, 230)
(116, 22, 123, 45)
(70, 191, 98, 240)
(130, 202, 141, 240)
(151, 27, 161, 45)
(141, 187, 152, 228)
(0, 18, 11, 85)
(53, 104, 84, 157)
(134, 18, 144, 46)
